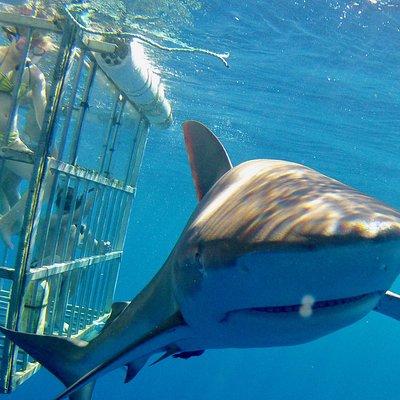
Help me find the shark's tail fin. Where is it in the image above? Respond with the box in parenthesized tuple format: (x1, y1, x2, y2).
(0, 327, 92, 400)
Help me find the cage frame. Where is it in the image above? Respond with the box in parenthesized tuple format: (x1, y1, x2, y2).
(0, 8, 153, 393)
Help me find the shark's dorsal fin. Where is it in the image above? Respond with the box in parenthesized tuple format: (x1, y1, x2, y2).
(374, 291, 400, 321)
(183, 120, 232, 200)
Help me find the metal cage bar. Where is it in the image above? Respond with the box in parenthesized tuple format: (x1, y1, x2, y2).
(0, 6, 161, 392)
(69, 61, 97, 166)
(0, 19, 78, 392)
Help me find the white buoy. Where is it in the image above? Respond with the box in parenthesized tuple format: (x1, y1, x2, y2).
(93, 38, 173, 128)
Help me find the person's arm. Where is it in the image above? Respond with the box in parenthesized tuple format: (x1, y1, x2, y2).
(30, 65, 47, 129)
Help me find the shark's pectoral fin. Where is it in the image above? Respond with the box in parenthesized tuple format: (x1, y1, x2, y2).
(374, 291, 400, 321)
(173, 350, 205, 359)
(149, 347, 205, 365)
(69, 382, 95, 400)
(148, 348, 205, 367)
(183, 120, 232, 200)
(55, 311, 191, 399)
(124, 356, 148, 383)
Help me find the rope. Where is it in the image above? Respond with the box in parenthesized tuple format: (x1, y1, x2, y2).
(64, 4, 230, 68)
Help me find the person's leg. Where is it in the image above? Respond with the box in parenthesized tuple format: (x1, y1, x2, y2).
(0, 167, 53, 248)
(0, 190, 29, 248)
(5, 137, 34, 154)
(0, 187, 10, 215)
(2, 169, 22, 206)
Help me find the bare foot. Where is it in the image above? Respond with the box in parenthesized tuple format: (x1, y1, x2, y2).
(4, 138, 34, 154)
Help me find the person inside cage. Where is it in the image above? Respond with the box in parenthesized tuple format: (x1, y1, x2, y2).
(0, 4, 58, 248)
(29, 185, 111, 334)
(33, 186, 112, 268)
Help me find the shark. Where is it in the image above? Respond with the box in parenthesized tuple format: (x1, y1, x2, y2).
(2, 120, 400, 400)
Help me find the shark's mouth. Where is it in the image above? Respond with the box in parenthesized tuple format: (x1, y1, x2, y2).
(245, 292, 381, 314)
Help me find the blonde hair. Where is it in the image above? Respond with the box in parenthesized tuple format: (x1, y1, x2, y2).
(0, 2, 61, 53)
(20, 2, 61, 21)
(21, 3, 60, 52)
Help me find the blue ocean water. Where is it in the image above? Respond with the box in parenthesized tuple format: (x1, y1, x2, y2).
(9, 0, 400, 398)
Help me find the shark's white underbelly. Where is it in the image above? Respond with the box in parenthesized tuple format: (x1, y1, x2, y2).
(174, 240, 400, 348)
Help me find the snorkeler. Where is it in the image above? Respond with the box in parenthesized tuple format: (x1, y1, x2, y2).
(0, 4, 57, 248)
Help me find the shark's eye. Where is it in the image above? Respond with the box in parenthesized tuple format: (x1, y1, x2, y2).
(305, 243, 317, 251)
(195, 252, 201, 264)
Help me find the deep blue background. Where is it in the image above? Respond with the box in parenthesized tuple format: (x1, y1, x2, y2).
(9, 0, 400, 398)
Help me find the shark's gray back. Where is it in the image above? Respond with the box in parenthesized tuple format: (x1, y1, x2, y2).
(182, 159, 400, 250)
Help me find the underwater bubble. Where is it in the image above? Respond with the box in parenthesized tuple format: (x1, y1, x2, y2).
(299, 294, 315, 318)
(299, 304, 313, 318)
(301, 294, 315, 306)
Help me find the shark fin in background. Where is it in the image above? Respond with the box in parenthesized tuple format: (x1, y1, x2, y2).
(183, 120, 232, 200)
(103, 301, 130, 329)
(374, 291, 400, 321)
(55, 311, 190, 400)
(0, 326, 94, 400)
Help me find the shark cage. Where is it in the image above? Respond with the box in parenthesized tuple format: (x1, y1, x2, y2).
(0, 4, 172, 393)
